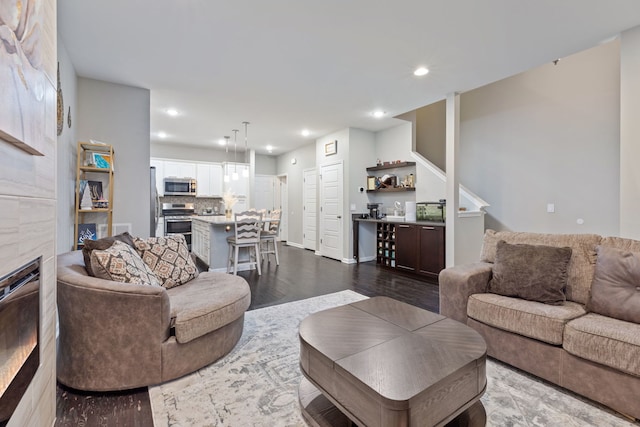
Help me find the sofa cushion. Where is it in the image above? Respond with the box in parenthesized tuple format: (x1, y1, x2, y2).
(488, 240, 571, 305)
(133, 235, 198, 289)
(90, 241, 161, 287)
(467, 293, 586, 345)
(588, 245, 640, 324)
(564, 313, 640, 377)
(82, 232, 136, 276)
(480, 230, 601, 305)
(166, 271, 251, 344)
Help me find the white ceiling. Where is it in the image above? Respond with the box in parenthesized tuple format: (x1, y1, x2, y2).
(58, 1, 640, 156)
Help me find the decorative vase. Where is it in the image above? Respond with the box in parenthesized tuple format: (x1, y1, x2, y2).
(225, 209, 232, 219)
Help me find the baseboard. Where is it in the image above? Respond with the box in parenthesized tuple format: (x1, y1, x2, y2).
(286, 241, 304, 249)
(342, 258, 356, 264)
(358, 255, 376, 262)
(314, 251, 321, 256)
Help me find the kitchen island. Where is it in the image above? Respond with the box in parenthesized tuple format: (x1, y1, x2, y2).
(191, 216, 245, 272)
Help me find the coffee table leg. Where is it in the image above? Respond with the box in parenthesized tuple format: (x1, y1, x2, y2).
(444, 401, 486, 427)
(298, 377, 355, 427)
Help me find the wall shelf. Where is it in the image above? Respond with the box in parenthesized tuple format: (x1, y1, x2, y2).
(366, 187, 415, 193)
(366, 161, 416, 172)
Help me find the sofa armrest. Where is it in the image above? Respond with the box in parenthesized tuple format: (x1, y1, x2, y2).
(439, 262, 493, 324)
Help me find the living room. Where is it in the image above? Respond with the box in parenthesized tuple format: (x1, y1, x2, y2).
(2, 1, 640, 426)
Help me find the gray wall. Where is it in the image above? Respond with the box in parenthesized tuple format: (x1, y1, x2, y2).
(77, 78, 151, 237)
(416, 100, 446, 171)
(277, 142, 316, 246)
(621, 27, 640, 239)
(151, 142, 227, 162)
(459, 40, 620, 235)
(256, 153, 277, 175)
(57, 39, 79, 253)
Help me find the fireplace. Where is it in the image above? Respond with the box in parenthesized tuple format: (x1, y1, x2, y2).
(0, 259, 40, 426)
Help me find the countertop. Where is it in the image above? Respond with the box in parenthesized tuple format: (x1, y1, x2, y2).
(192, 215, 278, 226)
(353, 216, 445, 227)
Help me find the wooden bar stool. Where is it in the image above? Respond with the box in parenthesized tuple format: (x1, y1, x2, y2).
(227, 211, 262, 275)
(260, 209, 281, 265)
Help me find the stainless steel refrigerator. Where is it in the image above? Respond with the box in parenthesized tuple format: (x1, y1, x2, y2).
(150, 166, 159, 236)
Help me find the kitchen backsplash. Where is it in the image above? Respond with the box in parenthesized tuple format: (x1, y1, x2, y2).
(160, 196, 224, 214)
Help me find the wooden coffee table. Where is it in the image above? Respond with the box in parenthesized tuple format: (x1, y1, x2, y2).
(298, 297, 487, 427)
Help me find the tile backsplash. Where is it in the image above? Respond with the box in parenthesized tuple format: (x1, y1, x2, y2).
(160, 196, 224, 214)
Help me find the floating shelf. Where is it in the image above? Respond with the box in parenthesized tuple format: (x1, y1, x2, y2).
(366, 161, 416, 172)
(367, 187, 416, 193)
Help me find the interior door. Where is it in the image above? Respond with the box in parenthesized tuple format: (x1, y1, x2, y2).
(254, 175, 275, 211)
(319, 162, 343, 261)
(277, 175, 288, 242)
(303, 168, 317, 251)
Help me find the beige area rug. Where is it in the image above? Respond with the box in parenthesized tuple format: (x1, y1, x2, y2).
(149, 291, 637, 427)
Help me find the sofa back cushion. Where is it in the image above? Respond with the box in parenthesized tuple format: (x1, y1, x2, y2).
(480, 230, 601, 305)
(588, 244, 640, 324)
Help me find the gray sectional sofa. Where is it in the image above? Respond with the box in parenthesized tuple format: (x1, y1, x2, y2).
(439, 230, 640, 420)
(57, 250, 251, 391)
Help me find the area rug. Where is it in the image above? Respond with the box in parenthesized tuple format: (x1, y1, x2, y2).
(149, 291, 636, 427)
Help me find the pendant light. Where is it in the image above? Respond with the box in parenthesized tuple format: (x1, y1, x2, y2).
(242, 121, 250, 178)
(223, 136, 230, 183)
(232, 129, 239, 181)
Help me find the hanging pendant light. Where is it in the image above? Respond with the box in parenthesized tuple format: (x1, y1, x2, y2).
(242, 121, 250, 178)
(232, 129, 239, 181)
(223, 136, 230, 183)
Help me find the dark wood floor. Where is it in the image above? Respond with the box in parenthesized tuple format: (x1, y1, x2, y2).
(55, 243, 439, 427)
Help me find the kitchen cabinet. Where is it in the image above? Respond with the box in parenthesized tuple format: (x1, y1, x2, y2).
(395, 224, 419, 272)
(196, 163, 223, 197)
(192, 219, 210, 264)
(418, 225, 445, 280)
(164, 160, 196, 179)
(369, 219, 445, 283)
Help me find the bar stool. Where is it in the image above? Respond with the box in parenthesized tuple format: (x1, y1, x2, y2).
(260, 209, 281, 265)
(227, 211, 262, 275)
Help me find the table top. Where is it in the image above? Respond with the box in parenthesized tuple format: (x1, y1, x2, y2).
(192, 215, 277, 226)
(299, 297, 487, 404)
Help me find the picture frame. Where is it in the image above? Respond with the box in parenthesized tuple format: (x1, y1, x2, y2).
(92, 152, 112, 169)
(324, 140, 337, 156)
(77, 223, 97, 245)
(367, 176, 377, 190)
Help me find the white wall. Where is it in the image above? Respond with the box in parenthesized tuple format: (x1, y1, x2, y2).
(57, 39, 78, 253)
(620, 26, 640, 239)
(151, 142, 227, 162)
(459, 40, 620, 236)
(77, 78, 151, 237)
(276, 142, 316, 245)
(256, 154, 277, 175)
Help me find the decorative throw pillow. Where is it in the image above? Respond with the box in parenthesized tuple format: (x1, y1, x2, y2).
(82, 232, 136, 276)
(488, 240, 572, 305)
(133, 234, 199, 289)
(588, 245, 640, 324)
(90, 241, 161, 287)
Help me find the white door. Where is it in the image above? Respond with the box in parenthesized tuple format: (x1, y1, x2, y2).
(303, 168, 317, 251)
(254, 175, 275, 211)
(319, 162, 343, 261)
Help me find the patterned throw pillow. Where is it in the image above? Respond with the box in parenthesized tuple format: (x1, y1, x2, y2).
(133, 234, 199, 289)
(90, 241, 161, 287)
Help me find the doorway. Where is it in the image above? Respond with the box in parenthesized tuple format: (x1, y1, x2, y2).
(319, 162, 343, 261)
(303, 168, 317, 251)
(275, 174, 288, 242)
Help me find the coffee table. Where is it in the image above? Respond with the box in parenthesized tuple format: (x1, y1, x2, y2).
(298, 297, 487, 427)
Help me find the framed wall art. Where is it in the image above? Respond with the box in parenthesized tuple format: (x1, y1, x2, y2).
(324, 140, 337, 156)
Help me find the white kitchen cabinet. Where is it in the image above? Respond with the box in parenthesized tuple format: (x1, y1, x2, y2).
(150, 158, 165, 196)
(191, 219, 210, 264)
(164, 160, 196, 179)
(224, 163, 249, 197)
(196, 163, 223, 197)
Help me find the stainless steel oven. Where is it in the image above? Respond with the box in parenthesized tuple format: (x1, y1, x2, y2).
(162, 203, 194, 250)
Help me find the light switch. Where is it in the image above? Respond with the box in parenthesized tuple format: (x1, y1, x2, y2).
(350, 204, 356, 211)
(547, 203, 555, 213)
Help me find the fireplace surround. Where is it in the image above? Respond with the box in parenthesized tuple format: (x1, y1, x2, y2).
(0, 259, 40, 426)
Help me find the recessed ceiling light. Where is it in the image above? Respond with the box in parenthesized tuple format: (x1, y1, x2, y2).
(218, 139, 227, 146)
(166, 108, 179, 117)
(266, 145, 273, 153)
(413, 67, 429, 77)
(158, 131, 167, 139)
(301, 129, 310, 137)
(372, 110, 386, 118)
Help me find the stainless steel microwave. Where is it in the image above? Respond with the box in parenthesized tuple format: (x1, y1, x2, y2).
(163, 177, 196, 196)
